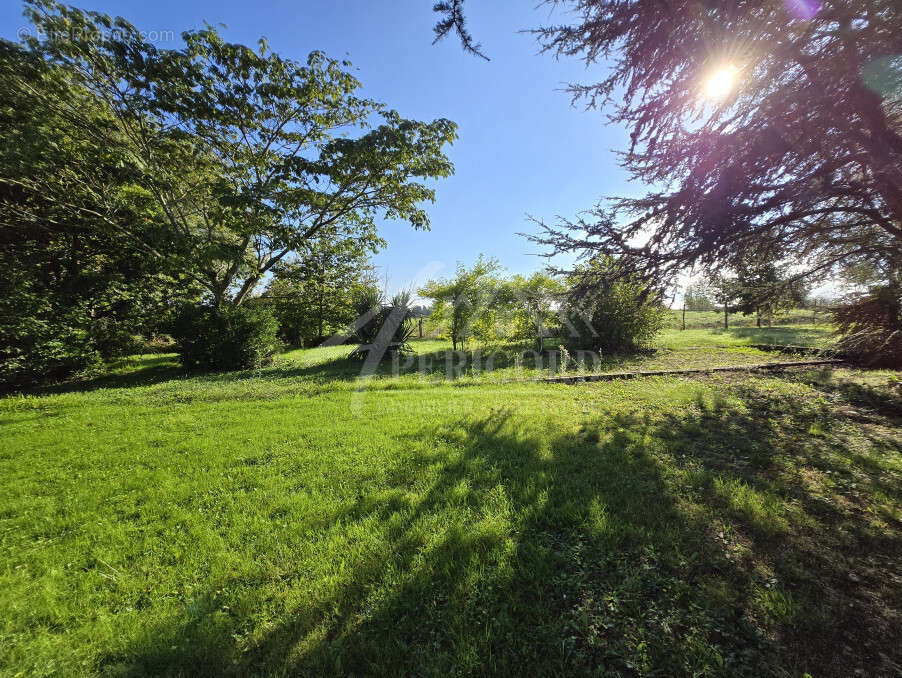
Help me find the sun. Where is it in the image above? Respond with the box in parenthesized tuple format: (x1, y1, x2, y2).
(704, 65, 739, 99)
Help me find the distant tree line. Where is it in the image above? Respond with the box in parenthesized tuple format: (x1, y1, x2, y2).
(681, 262, 811, 328)
(419, 255, 665, 355)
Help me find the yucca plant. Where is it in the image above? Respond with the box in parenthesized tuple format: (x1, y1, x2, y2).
(351, 286, 384, 347)
(387, 291, 417, 353)
(349, 288, 416, 360)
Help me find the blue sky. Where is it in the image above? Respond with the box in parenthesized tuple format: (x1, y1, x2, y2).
(3, 0, 640, 295)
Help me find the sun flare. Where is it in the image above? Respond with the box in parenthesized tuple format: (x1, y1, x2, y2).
(705, 65, 739, 99)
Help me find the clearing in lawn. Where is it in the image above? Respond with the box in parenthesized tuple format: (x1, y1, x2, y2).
(1, 330, 900, 677)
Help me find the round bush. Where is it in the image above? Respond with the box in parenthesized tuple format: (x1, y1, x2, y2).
(562, 260, 666, 354)
(171, 304, 279, 371)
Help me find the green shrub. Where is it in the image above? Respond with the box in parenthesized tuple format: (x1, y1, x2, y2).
(0, 310, 149, 389)
(89, 317, 141, 359)
(171, 304, 279, 371)
(0, 273, 101, 387)
(0, 314, 100, 388)
(562, 258, 666, 354)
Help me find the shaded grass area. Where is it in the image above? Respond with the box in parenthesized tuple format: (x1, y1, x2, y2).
(1, 358, 900, 676)
(21, 343, 806, 397)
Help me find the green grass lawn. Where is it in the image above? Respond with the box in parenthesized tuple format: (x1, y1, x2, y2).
(40, 331, 835, 394)
(664, 308, 829, 330)
(2, 331, 900, 677)
(657, 324, 836, 349)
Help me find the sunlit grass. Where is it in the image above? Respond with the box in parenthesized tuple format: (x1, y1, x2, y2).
(1, 332, 899, 676)
(658, 324, 835, 349)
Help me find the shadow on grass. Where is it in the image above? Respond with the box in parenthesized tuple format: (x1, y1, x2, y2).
(23, 354, 185, 396)
(794, 368, 902, 419)
(102, 375, 902, 677)
(9, 346, 542, 397)
(16, 351, 364, 396)
(650, 379, 902, 674)
(113, 413, 766, 676)
(13, 343, 757, 399)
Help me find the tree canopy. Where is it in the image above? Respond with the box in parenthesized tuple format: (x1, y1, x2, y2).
(15, 0, 457, 308)
(683, 278, 716, 312)
(1, 1, 459, 379)
(507, 272, 566, 352)
(265, 234, 377, 346)
(419, 255, 502, 350)
(506, 1, 902, 293)
(731, 260, 807, 326)
(0, 39, 195, 384)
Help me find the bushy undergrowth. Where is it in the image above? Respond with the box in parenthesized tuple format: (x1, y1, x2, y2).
(833, 285, 902, 367)
(0, 312, 99, 388)
(171, 304, 279, 371)
(563, 260, 666, 354)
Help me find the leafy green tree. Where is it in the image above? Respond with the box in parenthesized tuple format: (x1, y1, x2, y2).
(0, 40, 195, 385)
(265, 235, 377, 346)
(710, 275, 739, 330)
(20, 1, 457, 308)
(732, 261, 807, 327)
(683, 279, 716, 312)
(508, 272, 565, 352)
(419, 255, 502, 350)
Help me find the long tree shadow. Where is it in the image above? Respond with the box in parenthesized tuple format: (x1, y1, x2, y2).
(640, 376, 902, 675)
(11, 351, 364, 397)
(107, 419, 760, 675)
(9, 341, 786, 400)
(7, 354, 185, 396)
(103, 375, 901, 677)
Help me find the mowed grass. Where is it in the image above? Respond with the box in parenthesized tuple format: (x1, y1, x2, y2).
(663, 308, 829, 330)
(2, 336, 900, 676)
(29, 323, 839, 396)
(657, 324, 836, 349)
(51, 336, 832, 395)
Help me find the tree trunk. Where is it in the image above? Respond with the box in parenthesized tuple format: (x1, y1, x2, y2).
(211, 287, 225, 309)
(231, 275, 262, 307)
(756, 306, 761, 328)
(723, 301, 728, 329)
(418, 317, 423, 338)
(536, 313, 544, 353)
(681, 303, 686, 331)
